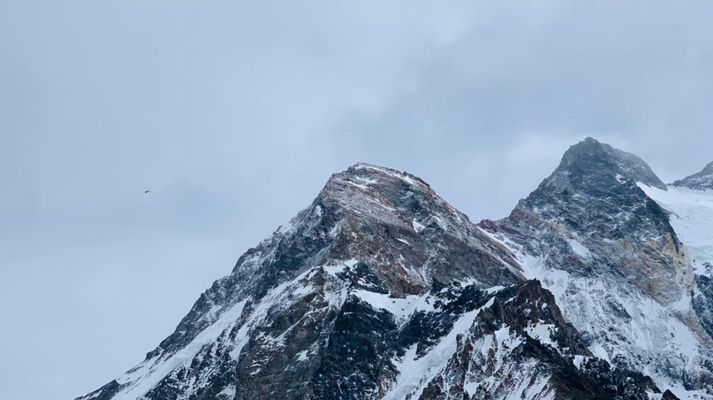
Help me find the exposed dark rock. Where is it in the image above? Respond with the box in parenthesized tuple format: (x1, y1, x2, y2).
(694, 274, 713, 339)
(76, 380, 121, 400)
(672, 161, 713, 191)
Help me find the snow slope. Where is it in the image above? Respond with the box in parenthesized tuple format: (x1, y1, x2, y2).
(641, 185, 713, 275)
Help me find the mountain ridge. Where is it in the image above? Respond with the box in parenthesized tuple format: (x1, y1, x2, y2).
(485, 138, 710, 396)
(672, 161, 713, 191)
(79, 138, 713, 400)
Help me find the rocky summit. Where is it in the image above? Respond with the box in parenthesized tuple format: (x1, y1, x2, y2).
(79, 139, 713, 400)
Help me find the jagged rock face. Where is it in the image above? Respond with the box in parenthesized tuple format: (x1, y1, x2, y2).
(313, 164, 524, 295)
(410, 280, 660, 400)
(78, 164, 539, 400)
(540, 137, 667, 191)
(505, 137, 691, 304)
(694, 273, 713, 339)
(516, 138, 669, 239)
(486, 138, 710, 395)
(79, 142, 713, 400)
(673, 161, 713, 191)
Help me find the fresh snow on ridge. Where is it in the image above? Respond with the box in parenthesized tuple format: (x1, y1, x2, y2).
(353, 289, 435, 322)
(384, 308, 482, 400)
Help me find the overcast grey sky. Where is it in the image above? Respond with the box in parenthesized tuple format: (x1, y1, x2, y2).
(2, 1, 713, 399)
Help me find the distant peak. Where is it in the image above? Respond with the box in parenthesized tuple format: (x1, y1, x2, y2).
(703, 160, 713, 174)
(566, 136, 606, 151)
(555, 138, 667, 190)
(672, 160, 713, 191)
(582, 136, 602, 145)
(563, 137, 615, 158)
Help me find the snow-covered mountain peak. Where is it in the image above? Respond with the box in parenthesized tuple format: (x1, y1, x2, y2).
(491, 140, 710, 395)
(673, 161, 713, 191)
(79, 143, 713, 400)
(316, 162, 450, 228)
(515, 137, 675, 245)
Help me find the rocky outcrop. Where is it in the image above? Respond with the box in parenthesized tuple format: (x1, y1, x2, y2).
(502, 137, 690, 304)
(486, 138, 710, 394)
(673, 161, 713, 191)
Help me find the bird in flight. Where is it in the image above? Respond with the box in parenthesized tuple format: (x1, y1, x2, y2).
(145, 189, 150, 194)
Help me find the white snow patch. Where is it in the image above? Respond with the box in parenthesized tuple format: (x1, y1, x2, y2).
(525, 322, 560, 352)
(412, 219, 426, 233)
(295, 350, 309, 362)
(395, 238, 410, 246)
(342, 179, 369, 191)
(518, 253, 571, 301)
(323, 259, 359, 276)
(565, 238, 592, 259)
(353, 290, 434, 321)
(354, 176, 378, 185)
(485, 285, 506, 294)
(572, 355, 590, 369)
(491, 326, 524, 371)
(463, 381, 479, 397)
(640, 184, 713, 275)
(218, 385, 236, 397)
